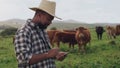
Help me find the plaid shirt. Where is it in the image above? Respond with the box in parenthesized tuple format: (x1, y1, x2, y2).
(14, 19, 56, 68)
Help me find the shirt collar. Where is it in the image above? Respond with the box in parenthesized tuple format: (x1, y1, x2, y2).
(27, 19, 36, 27)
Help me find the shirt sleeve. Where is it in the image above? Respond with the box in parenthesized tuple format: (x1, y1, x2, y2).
(14, 30, 32, 66)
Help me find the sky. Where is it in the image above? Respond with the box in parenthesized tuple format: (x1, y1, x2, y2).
(0, 0, 120, 23)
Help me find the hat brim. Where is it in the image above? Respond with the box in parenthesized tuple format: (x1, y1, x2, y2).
(29, 7, 62, 20)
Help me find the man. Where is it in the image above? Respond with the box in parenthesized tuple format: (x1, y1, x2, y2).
(14, 0, 67, 68)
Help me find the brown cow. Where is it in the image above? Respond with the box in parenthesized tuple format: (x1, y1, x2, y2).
(106, 26, 116, 39)
(47, 30, 60, 47)
(75, 27, 91, 53)
(52, 31, 77, 49)
(63, 29, 76, 33)
(13, 36, 15, 44)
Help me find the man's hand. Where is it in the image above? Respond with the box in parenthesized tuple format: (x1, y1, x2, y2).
(47, 48, 60, 58)
(56, 52, 68, 61)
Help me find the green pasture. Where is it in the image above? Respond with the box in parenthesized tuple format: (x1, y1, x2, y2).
(0, 28, 120, 68)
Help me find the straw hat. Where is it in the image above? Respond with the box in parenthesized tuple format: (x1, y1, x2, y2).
(30, 0, 61, 19)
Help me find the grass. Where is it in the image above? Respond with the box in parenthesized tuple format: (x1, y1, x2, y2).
(56, 43, 120, 68)
(0, 29, 120, 68)
(0, 36, 17, 68)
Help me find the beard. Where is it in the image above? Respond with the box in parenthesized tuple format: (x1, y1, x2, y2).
(36, 22, 48, 29)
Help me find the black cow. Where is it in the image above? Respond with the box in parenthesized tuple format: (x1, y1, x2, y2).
(95, 26, 104, 40)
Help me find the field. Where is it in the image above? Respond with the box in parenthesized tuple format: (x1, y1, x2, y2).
(0, 29, 120, 68)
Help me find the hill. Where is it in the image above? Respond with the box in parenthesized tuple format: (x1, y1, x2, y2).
(48, 20, 120, 30)
(0, 19, 26, 29)
(0, 19, 120, 30)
